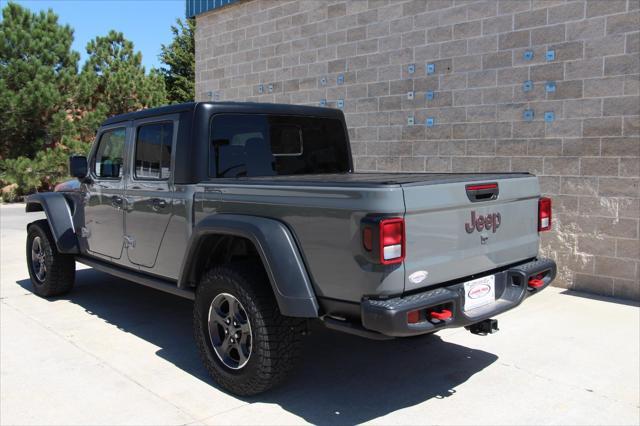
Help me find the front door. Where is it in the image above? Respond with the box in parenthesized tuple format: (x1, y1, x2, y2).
(124, 118, 176, 269)
(84, 126, 128, 259)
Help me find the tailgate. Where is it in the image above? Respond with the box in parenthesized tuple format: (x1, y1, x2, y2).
(402, 176, 540, 292)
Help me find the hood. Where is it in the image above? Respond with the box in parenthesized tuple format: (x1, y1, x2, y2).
(54, 179, 81, 192)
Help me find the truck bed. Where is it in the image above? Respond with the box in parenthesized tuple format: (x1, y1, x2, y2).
(226, 172, 533, 187)
(202, 171, 540, 302)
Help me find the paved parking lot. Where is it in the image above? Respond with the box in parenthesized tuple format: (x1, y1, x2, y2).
(1, 203, 639, 425)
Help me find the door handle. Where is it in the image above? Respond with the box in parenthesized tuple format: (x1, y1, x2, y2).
(151, 198, 167, 211)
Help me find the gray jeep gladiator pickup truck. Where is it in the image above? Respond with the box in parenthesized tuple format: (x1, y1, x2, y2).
(25, 102, 556, 395)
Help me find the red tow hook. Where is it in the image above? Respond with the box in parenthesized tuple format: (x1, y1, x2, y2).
(528, 278, 545, 288)
(429, 309, 452, 321)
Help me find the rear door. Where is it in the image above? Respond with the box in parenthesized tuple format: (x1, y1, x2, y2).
(402, 176, 540, 292)
(124, 116, 177, 269)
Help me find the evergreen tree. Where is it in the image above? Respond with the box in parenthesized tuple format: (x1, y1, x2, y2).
(159, 18, 195, 104)
(0, 3, 80, 158)
(76, 30, 167, 141)
(1, 5, 171, 197)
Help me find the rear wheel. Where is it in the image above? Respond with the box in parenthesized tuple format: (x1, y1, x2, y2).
(26, 220, 75, 297)
(193, 262, 305, 396)
(208, 292, 253, 370)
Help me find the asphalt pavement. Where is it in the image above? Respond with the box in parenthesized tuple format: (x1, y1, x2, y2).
(1, 203, 638, 425)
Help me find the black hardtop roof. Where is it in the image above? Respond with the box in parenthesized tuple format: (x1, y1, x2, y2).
(101, 101, 343, 126)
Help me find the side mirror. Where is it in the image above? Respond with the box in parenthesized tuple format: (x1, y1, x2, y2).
(69, 155, 88, 179)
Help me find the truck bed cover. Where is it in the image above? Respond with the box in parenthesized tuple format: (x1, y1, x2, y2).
(223, 172, 532, 187)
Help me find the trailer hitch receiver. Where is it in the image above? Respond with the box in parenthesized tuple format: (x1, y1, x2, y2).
(466, 319, 499, 336)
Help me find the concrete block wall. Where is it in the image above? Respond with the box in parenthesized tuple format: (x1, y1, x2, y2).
(195, 0, 640, 300)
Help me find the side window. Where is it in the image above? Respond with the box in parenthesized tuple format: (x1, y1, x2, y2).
(209, 114, 349, 178)
(134, 122, 173, 180)
(210, 115, 272, 178)
(93, 128, 126, 179)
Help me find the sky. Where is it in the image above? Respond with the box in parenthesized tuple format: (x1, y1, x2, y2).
(9, 0, 185, 71)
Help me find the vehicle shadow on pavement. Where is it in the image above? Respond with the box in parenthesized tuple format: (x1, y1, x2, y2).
(17, 268, 498, 424)
(264, 323, 497, 424)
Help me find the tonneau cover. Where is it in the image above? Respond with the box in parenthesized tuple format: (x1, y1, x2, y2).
(221, 172, 532, 187)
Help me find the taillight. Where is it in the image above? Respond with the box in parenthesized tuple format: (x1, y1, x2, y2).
(538, 197, 552, 232)
(466, 183, 498, 191)
(466, 182, 499, 202)
(379, 218, 405, 264)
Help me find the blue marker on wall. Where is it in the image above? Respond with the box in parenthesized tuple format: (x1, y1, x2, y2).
(546, 50, 555, 61)
(544, 111, 555, 122)
(545, 81, 556, 93)
(426, 63, 435, 75)
(523, 109, 534, 121)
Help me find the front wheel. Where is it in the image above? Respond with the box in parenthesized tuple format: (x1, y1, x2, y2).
(26, 219, 75, 297)
(193, 262, 305, 396)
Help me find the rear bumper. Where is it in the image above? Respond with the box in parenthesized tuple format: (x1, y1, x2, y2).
(361, 258, 556, 337)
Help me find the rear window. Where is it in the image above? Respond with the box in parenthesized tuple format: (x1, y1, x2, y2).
(209, 114, 350, 178)
(134, 122, 173, 180)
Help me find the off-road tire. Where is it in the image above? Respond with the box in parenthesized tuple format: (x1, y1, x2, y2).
(194, 262, 305, 396)
(26, 219, 75, 297)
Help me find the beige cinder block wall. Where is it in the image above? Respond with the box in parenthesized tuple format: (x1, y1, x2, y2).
(195, 0, 640, 300)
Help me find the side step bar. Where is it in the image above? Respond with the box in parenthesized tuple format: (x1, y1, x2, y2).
(76, 256, 195, 300)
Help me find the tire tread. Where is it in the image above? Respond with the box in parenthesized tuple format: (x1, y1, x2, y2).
(27, 219, 75, 297)
(193, 262, 305, 396)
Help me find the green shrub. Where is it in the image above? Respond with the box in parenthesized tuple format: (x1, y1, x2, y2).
(0, 138, 90, 198)
(0, 156, 41, 194)
(1, 183, 19, 203)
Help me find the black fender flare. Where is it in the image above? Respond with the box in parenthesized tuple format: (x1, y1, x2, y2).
(25, 192, 80, 254)
(178, 214, 319, 318)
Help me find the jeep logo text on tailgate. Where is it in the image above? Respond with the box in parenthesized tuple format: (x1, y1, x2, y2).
(465, 211, 501, 233)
